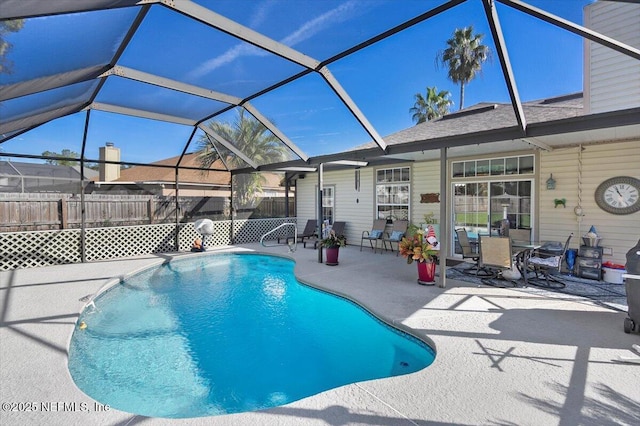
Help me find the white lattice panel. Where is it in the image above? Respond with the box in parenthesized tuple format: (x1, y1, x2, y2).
(233, 218, 297, 244)
(1, 218, 297, 270)
(0, 229, 81, 270)
(86, 224, 177, 261)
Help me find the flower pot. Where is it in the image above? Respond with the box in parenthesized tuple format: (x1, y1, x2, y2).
(325, 246, 340, 266)
(417, 261, 436, 285)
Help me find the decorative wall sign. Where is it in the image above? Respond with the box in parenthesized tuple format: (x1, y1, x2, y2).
(420, 193, 440, 203)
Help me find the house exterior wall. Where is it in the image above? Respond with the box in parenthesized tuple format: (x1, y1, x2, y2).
(297, 140, 639, 265)
(584, 1, 640, 114)
(539, 139, 640, 264)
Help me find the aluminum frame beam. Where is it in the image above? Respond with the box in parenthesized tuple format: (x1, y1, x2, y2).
(164, 0, 320, 70)
(482, 0, 526, 134)
(497, 0, 640, 61)
(242, 103, 309, 162)
(90, 102, 196, 126)
(198, 124, 258, 169)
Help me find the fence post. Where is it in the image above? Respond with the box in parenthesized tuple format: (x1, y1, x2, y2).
(59, 198, 68, 229)
(148, 198, 154, 224)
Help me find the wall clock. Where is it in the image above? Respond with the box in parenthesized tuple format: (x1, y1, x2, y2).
(594, 176, 640, 215)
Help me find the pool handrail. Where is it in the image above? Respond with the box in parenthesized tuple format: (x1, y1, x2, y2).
(261, 222, 297, 252)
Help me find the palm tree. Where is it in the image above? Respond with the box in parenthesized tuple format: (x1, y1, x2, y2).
(410, 86, 453, 124)
(196, 109, 288, 205)
(436, 26, 490, 110)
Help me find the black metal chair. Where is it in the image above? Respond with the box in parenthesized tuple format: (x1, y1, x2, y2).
(278, 219, 317, 245)
(305, 221, 346, 249)
(526, 233, 573, 289)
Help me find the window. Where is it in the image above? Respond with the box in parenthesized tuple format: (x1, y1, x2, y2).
(452, 155, 535, 178)
(376, 167, 410, 221)
(322, 186, 334, 224)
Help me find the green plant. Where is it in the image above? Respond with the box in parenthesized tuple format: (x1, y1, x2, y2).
(320, 230, 346, 248)
(399, 226, 439, 264)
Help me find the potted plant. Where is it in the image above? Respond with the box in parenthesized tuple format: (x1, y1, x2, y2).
(399, 225, 440, 285)
(320, 230, 347, 266)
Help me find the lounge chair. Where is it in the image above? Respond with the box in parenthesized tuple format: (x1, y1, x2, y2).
(305, 221, 346, 249)
(380, 220, 409, 255)
(360, 219, 386, 252)
(455, 228, 492, 277)
(479, 235, 519, 288)
(526, 233, 573, 289)
(278, 219, 317, 245)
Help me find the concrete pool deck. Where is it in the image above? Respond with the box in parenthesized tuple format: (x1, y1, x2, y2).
(1, 243, 639, 425)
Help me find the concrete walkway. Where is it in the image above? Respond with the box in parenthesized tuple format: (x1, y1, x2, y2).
(1, 244, 639, 425)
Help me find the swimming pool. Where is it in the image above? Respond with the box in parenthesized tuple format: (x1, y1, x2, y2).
(68, 253, 435, 418)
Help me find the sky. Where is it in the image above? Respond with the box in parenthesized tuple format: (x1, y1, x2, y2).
(1, 0, 601, 167)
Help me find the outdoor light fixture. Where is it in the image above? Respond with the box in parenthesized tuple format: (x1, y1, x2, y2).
(546, 174, 556, 190)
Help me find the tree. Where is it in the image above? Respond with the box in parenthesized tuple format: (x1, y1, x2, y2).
(196, 109, 288, 205)
(436, 26, 490, 110)
(42, 149, 80, 166)
(1, 19, 25, 74)
(410, 86, 453, 124)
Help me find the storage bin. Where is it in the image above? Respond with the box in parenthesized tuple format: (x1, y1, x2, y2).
(602, 267, 626, 284)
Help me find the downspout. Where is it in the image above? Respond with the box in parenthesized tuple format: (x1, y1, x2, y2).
(439, 147, 448, 288)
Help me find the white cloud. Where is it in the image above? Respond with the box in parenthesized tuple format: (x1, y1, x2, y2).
(188, 0, 359, 79)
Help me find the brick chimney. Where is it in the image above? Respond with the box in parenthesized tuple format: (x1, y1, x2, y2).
(99, 142, 121, 182)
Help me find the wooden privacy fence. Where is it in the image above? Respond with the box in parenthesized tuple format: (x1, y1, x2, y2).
(0, 193, 294, 232)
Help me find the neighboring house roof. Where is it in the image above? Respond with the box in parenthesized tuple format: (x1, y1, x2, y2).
(0, 160, 97, 180)
(110, 153, 284, 189)
(113, 153, 231, 187)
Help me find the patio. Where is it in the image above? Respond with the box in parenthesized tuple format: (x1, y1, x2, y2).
(1, 244, 638, 425)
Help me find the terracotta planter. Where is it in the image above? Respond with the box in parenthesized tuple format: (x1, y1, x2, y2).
(325, 246, 340, 266)
(417, 261, 436, 285)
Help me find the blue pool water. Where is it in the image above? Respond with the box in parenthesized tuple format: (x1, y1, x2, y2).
(68, 253, 435, 418)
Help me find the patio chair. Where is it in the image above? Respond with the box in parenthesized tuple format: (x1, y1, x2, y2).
(305, 221, 346, 249)
(509, 228, 531, 244)
(526, 233, 573, 289)
(278, 219, 317, 245)
(380, 220, 409, 255)
(479, 235, 519, 288)
(455, 228, 493, 277)
(360, 219, 386, 252)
